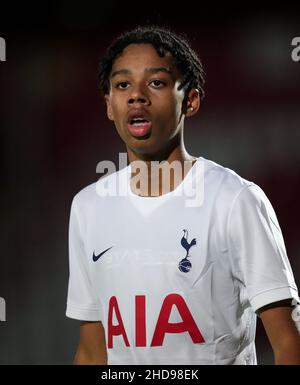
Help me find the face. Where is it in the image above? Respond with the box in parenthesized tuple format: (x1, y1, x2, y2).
(105, 43, 199, 157)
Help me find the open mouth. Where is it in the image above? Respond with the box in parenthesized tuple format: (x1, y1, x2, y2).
(130, 117, 149, 126)
(127, 112, 152, 138)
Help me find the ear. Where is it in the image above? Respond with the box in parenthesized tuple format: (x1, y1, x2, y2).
(185, 88, 200, 117)
(105, 95, 114, 121)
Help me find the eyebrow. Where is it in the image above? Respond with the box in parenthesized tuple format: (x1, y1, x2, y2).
(110, 67, 172, 78)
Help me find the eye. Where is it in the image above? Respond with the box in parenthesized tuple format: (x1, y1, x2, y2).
(149, 80, 166, 88)
(116, 81, 130, 90)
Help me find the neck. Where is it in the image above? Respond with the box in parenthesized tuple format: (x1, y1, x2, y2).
(126, 133, 197, 197)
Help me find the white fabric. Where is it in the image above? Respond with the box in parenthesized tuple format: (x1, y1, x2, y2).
(66, 157, 299, 364)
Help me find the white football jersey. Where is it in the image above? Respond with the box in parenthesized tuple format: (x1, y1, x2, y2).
(66, 157, 299, 364)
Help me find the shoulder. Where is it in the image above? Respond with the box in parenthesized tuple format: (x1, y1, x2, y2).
(199, 157, 275, 223)
(71, 166, 128, 213)
(71, 181, 97, 213)
(201, 157, 257, 200)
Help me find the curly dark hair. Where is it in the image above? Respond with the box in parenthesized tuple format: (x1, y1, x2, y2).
(98, 25, 205, 100)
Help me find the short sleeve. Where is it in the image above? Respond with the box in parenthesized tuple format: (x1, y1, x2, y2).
(228, 184, 299, 313)
(66, 196, 102, 321)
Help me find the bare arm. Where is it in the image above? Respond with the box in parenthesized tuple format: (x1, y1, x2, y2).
(74, 321, 107, 365)
(258, 299, 300, 365)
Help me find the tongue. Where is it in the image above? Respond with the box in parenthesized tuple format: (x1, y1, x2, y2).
(128, 121, 152, 137)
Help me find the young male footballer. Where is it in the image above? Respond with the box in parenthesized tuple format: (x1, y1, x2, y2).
(66, 26, 300, 364)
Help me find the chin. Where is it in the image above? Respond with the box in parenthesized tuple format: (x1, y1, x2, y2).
(130, 140, 166, 157)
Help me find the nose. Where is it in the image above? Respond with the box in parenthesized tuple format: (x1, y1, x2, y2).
(127, 85, 150, 107)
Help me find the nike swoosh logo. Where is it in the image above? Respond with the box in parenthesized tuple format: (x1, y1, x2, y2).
(92, 246, 113, 262)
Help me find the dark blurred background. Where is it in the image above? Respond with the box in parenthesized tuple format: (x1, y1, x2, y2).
(0, 1, 299, 364)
